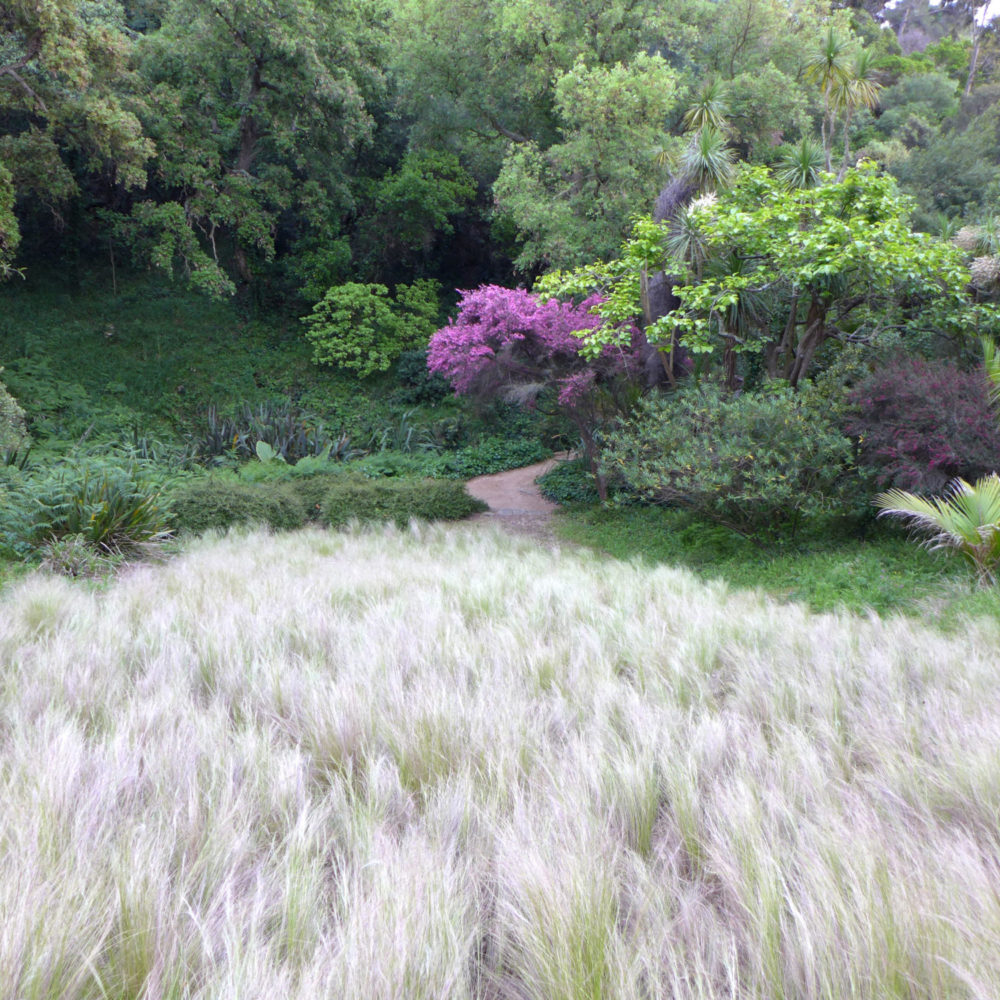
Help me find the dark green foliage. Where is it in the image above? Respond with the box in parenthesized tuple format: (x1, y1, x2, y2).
(168, 478, 308, 535)
(353, 437, 552, 481)
(193, 402, 353, 465)
(0, 460, 172, 557)
(435, 437, 551, 478)
(320, 477, 486, 528)
(393, 349, 451, 405)
(602, 385, 854, 538)
(536, 458, 602, 505)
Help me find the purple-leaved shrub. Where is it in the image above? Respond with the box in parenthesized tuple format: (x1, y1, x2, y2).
(427, 285, 644, 497)
(846, 358, 1000, 493)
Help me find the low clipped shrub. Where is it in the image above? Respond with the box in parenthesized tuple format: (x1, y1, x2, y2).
(602, 384, 853, 538)
(169, 478, 308, 535)
(320, 477, 486, 528)
(845, 358, 1000, 494)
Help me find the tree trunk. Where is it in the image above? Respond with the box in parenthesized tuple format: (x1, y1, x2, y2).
(965, 21, 982, 96)
(837, 106, 854, 181)
(767, 294, 799, 379)
(578, 424, 608, 501)
(787, 296, 826, 388)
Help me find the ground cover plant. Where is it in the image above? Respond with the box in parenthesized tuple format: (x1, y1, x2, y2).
(553, 501, 1000, 623)
(1, 525, 999, 997)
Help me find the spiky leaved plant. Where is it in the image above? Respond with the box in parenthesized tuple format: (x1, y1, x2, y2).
(874, 475, 1000, 586)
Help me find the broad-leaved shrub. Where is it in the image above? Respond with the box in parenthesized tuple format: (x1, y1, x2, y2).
(602, 384, 853, 537)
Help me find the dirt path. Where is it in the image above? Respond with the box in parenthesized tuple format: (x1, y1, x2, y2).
(465, 455, 567, 543)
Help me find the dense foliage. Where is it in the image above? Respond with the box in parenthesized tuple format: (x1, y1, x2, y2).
(601, 385, 854, 538)
(847, 358, 1000, 493)
(428, 285, 643, 495)
(2, 0, 1000, 576)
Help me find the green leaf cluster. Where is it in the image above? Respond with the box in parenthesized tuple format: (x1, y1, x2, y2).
(302, 280, 440, 378)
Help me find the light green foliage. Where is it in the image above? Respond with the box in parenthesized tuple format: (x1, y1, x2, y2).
(875, 475, 1000, 586)
(494, 53, 678, 269)
(0, 372, 28, 452)
(601, 383, 853, 538)
(303, 280, 440, 377)
(726, 64, 810, 161)
(544, 165, 987, 386)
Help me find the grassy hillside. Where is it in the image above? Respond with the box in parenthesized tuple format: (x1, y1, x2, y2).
(0, 273, 392, 447)
(2, 524, 998, 998)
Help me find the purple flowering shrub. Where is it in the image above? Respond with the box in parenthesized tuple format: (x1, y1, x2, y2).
(427, 285, 644, 498)
(845, 358, 1000, 493)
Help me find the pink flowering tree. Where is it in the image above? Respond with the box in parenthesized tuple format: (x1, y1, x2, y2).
(427, 285, 644, 498)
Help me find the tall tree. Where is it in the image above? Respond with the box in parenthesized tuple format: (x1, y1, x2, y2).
(492, 53, 678, 271)
(127, 0, 387, 293)
(0, 0, 152, 276)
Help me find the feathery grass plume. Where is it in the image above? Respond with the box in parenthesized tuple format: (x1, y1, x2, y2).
(875, 474, 1000, 586)
(0, 524, 999, 996)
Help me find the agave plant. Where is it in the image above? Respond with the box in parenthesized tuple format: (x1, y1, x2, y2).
(874, 475, 1000, 586)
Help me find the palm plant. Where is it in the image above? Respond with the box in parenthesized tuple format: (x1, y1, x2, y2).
(776, 137, 824, 189)
(679, 125, 736, 193)
(803, 28, 852, 171)
(874, 475, 1000, 586)
(682, 78, 731, 133)
(833, 49, 882, 178)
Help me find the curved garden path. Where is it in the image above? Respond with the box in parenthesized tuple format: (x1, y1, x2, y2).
(465, 455, 567, 543)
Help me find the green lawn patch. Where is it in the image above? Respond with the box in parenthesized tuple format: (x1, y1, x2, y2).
(555, 503, 1000, 624)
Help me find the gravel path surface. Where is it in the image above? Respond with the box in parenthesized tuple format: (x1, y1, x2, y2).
(465, 455, 567, 543)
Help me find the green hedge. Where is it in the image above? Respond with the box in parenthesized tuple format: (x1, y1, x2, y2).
(169, 479, 308, 534)
(168, 473, 486, 535)
(321, 477, 486, 528)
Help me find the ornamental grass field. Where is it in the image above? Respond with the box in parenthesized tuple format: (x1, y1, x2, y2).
(2, 524, 999, 999)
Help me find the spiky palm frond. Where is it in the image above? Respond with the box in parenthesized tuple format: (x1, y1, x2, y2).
(832, 49, 882, 113)
(875, 475, 1000, 586)
(935, 213, 960, 241)
(679, 125, 736, 193)
(803, 28, 852, 94)
(776, 137, 824, 189)
(682, 78, 731, 134)
(666, 203, 710, 270)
